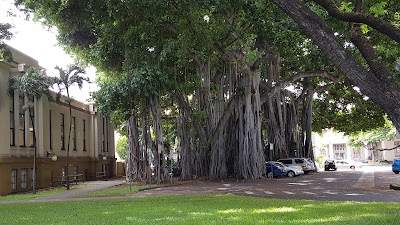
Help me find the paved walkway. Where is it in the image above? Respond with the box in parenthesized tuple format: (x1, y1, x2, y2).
(36, 180, 125, 201)
(0, 180, 125, 204)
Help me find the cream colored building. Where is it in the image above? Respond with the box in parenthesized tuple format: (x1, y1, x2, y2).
(0, 46, 115, 196)
(313, 129, 400, 162)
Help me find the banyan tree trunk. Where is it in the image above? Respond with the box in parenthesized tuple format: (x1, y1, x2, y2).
(302, 87, 315, 159)
(176, 93, 193, 180)
(195, 59, 215, 178)
(126, 113, 140, 181)
(141, 103, 153, 182)
(237, 70, 264, 179)
(150, 95, 167, 182)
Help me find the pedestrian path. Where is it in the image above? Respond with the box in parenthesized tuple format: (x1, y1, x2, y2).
(353, 168, 375, 189)
(0, 180, 125, 204)
(35, 180, 125, 202)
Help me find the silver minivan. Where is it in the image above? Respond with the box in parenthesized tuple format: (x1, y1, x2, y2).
(277, 158, 317, 174)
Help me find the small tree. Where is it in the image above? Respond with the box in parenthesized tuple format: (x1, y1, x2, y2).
(8, 68, 53, 194)
(116, 135, 128, 161)
(53, 65, 89, 190)
(349, 117, 397, 159)
(0, 22, 13, 61)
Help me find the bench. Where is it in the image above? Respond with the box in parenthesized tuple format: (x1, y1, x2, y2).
(96, 172, 107, 180)
(51, 174, 84, 187)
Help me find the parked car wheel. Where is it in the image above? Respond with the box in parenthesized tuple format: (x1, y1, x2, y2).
(350, 166, 355, 170)
(394, 171, 399, 174)
(287, 171, 295, 177)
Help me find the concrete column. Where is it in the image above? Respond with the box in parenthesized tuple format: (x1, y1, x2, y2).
(0, 63, 12, 157)
(328, 143, 334, 159)
(36, 96, 50, 157)
(381, 141, 395, 161)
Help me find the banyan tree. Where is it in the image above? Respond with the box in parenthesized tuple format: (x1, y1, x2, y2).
(16, 0, 392, 181)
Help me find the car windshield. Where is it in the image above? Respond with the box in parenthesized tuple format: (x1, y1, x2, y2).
(274, 162, 285, 167)
(278, 159, 292, 164)
(305, 158, 314, 163)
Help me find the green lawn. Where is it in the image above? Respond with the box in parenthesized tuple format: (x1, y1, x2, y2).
(77, 184, 158, 197)
(0, 194, 399, 225)
(0, 184, 91, 201)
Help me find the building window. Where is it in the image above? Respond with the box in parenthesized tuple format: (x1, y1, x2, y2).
(106, 118, 109, 152)
(11, 169, 17, 192)
(72, 116, 76, 150)
(61, 113, 65, 150)
(21, 168, 27, 191)
(29, 98, 34, 147)
(83, 119, 86, 151)
(49, 110, 52, 150)
(19, 95, 25, 147)
(333, 144, 346, 159)
(102, 117, 106, 152)
(102, 117, 109, 152)
(353, 149, 361, 159)
(10, 92, 15, 146)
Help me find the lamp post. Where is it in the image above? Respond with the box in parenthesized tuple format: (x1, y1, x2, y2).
(269, 144, 274, 179)
(47, 151, 58, 161)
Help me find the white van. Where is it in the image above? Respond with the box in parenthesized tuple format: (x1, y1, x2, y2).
(277, 158, 317, 174)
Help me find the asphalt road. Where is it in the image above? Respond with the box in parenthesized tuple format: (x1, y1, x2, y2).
(139, 165, 400, 202)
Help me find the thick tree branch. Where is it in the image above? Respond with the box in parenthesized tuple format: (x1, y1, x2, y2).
(272, 0, 400, 132)
(313, 0, 400, 43)
(350, 25, 393, 83)
(267, 70, 339, 98)
(371, 144, 400, 152)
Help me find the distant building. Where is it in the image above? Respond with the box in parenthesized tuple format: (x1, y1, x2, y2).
(313, 129, 400, 162)
(0, 46, 115, 196)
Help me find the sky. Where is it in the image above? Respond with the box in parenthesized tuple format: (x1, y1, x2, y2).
(1, 0, 98, 102)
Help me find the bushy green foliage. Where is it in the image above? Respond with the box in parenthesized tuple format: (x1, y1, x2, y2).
(8, 68, 53, 100)
(0, 22, 13, 61)
(115, 135, 128, 161)
(313, 80, 386, 134)
(349, 116, 396, 149)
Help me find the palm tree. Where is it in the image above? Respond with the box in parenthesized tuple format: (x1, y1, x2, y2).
(53, 65, 89, 190)
(8, 68, 53, 194)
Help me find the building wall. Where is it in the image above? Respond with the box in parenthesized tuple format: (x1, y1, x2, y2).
(0, 62, 12, 158)
(0, 48, 115, 196)
(313, 129, 400, 162)
(313, 129, 355, 160)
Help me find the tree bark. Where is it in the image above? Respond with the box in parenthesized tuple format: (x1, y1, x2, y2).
(29, 107, 37, 194)
(126, 113, 140, 181)
(312, 0, 400, 43)
(150, 95, 166, 182)
(176, 93, 193, 180)
(272, 0, 400, 132)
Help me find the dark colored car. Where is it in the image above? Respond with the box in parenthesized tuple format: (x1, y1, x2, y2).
(265, 162, 284, 178)
(392, 159, 400, 174)
(324, 159, 337, 171)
